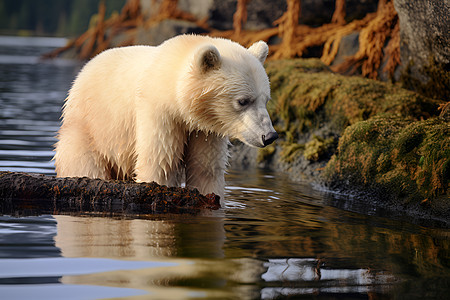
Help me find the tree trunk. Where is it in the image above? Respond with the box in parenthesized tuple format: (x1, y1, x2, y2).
(0, 172, 220, 215)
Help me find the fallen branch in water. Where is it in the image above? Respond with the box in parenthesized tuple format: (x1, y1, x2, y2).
(0, 171, 220, 215)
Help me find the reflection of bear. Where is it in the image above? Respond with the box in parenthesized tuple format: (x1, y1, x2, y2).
(54, 35, 277, 199)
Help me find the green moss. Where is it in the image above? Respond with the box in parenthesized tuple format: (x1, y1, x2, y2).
(260, 59, 443, 171)
(256, 145, 276, 163)
(395, 127, 424, 155)
(304, 135, 335, 161)
(279, 142, 305, 163)
(264, 59, 443, 162)
(325, 117, 450, 204)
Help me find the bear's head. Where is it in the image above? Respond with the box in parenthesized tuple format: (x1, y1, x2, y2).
(180, 38, 278, 148)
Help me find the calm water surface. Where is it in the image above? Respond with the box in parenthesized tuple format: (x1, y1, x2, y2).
(0, 36, 449, 300)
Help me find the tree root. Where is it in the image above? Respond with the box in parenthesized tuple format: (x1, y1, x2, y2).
(44, 0, 400, 80)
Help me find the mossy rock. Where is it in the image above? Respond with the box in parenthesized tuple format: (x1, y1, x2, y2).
(246, 58, 449, 226)
(324, 117, 449, 210)
(279, 142, 305, 163)
(265, 59, 443, 143)
(260, 59, 444, 180)
(303, 135, 335, 161)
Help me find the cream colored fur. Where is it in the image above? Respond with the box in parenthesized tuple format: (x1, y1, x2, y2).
(54, 35, 275, 200)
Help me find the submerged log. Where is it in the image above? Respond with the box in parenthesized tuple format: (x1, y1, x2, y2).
(0, 172, 220, 215)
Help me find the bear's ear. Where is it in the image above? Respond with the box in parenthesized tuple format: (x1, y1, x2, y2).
(247, 41, 269, 64)
(194, 45, 221, 73)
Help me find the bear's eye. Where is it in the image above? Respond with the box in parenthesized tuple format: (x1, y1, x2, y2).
(238, 98, 251, 107)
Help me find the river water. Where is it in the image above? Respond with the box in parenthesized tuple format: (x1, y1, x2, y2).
(0, 36, 449, 300)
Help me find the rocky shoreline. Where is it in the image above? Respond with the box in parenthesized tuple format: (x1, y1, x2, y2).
(229, 58, 449, 228)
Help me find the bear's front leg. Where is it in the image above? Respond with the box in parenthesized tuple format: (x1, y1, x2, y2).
(134, 113, 186, 187)
(185, 131, 229, 200)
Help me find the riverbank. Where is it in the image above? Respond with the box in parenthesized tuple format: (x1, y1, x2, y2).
(229, 58, 449, 228)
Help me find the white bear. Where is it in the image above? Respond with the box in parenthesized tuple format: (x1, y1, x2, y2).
(54, 35, 277, 200)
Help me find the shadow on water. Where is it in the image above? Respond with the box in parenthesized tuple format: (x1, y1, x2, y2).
(0, 36, 449, 299)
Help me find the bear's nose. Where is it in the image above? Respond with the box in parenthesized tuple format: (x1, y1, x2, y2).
(262, 132, 278, 146)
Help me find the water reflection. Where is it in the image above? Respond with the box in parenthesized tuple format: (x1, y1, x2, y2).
(51, 214, 398, 299)
(51, 215, 248, 299)
(0, 182, 449, 299)
(53, 215, 225, 259)
(261, 258, 396, 297)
